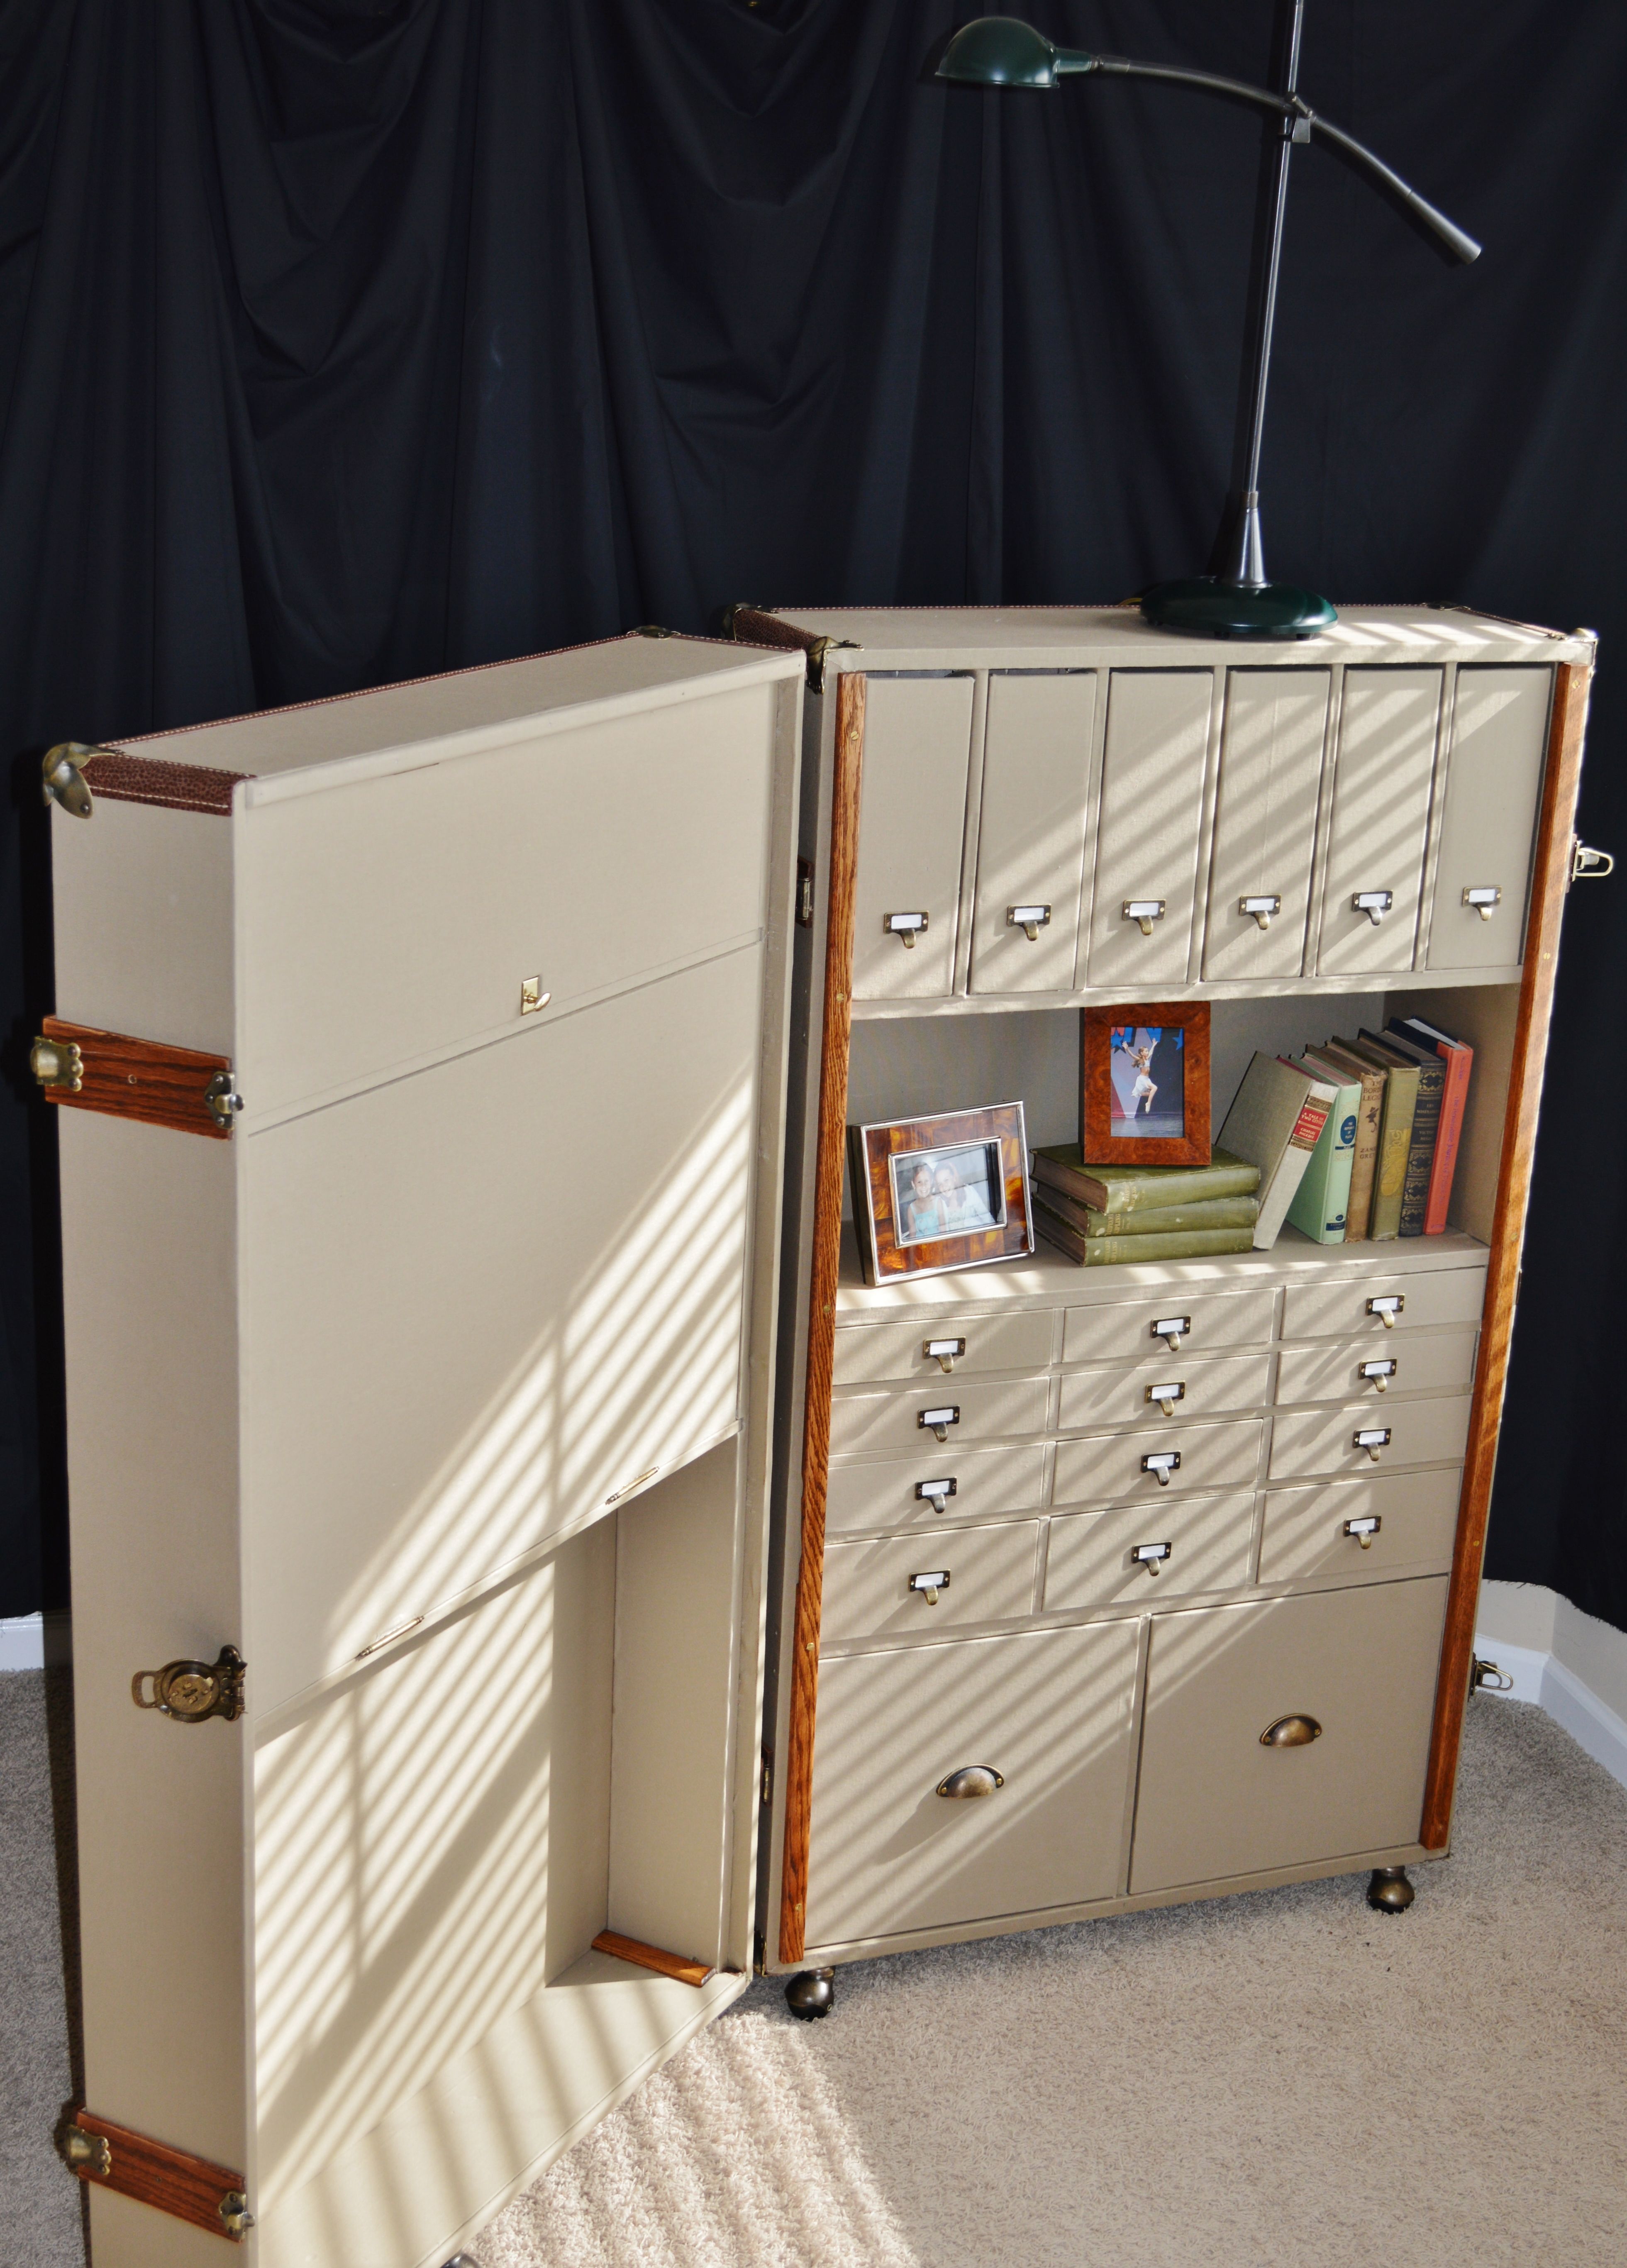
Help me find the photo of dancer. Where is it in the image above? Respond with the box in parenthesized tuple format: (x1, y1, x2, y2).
(1108, 1024, 1185, 1141)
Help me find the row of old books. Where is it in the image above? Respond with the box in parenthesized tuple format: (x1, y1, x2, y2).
(1032, 1013, 1472, 1264)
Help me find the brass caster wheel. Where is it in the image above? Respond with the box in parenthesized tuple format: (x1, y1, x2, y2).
(785, 1967, 836, 2019)
(1366, 1865, 1415, 1914)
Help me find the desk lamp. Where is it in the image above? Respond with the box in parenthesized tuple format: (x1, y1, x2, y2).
(936, 12, 1481, 639)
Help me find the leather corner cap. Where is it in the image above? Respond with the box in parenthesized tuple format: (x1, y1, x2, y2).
(80, 749, 253, 817)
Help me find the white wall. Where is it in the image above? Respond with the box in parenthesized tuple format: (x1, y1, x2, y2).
(1476, 1580, 1627, 1789)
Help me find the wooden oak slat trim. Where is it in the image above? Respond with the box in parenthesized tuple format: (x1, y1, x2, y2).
(1420, 658, 1592, 1850)
(778, 671, 866, 1966)
(68, 2108, 248, 2242)
(591, 1929, 715, 1987)
(39, 1017, 233, 1139)
(79, 749, 251, 816)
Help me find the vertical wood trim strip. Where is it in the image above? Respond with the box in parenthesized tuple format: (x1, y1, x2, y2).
(1420, 659, 1591, 1850)
(777, 671, 866, 1964)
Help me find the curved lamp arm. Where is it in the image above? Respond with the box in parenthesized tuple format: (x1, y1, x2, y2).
(937, 20, 1481, 265)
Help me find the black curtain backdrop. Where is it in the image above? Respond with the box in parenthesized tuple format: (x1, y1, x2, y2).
(2, 1, 1624, 1631)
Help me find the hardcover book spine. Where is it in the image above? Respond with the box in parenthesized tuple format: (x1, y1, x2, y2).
(1286, 1079, 1359, 1244)
(1342, 1072, 1383, 1239)
(1396, 1055, 1445, 1237)
(1033, 1210, 1257, 1266)
(1044, 1191, 1262, 1238)
(1368, 1071, 1417, 1241)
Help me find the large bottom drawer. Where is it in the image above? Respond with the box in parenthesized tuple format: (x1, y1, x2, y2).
(804, 1621, 1140, 1947)
(1129, 1577, 1449, 1893)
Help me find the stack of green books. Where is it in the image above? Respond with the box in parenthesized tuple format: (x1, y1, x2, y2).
(1029, 1147, 1262, 1265)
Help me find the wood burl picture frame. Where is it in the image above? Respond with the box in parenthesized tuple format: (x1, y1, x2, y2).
(1082, 1002, 1212, 1168)
(848, 1102, 1034, 1285)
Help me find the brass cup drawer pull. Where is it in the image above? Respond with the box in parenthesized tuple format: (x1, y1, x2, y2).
(1132, 1540, 1173, 1576)
(884, 910, 929, 948)
(1122, 897, 1166, 937)
(131, 1646, 246, 1724)
(1367, 1294, 1405, 1329)
(1344, 1514, 1383, 1550)
(924, 1336, 965, 1374)
(1360, 1358, 1397, 1392)
(1260, 1713, 1322, 1748)
(937, 1765, 1004, 1799)
(1007, 902, 1052, 941)
(1353, 888, 1394, 926)
(1239, 893, 1281, 930)
(1462, 885, 1502, 920)
(1152, 1314, 1191, 1354)
(915, 1477, 957, 1511)
(1141, 1449, 1181, 1488)
(1354, 1426, 1392, 1463)
(909, 1569, 951, 1606)
(1145, 1379, 1186, 1417)
(919, 1404, 960, 1443)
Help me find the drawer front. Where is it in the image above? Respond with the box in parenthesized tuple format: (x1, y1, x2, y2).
(820, 1522, 1042, 1644)
(1427, 666, 1551, 971)
(1063, 1286, 1276, 1368)
(1267, 1394, 1471, 1482)
(1257, 1468, 1461, 1585)
(1086, 671, 1215, 988)
(1053, 1418, 1264, 1510)
(1044, 1490, 1256, 1611)
(1059, 1351, 1273, 1432)
(1201, 670, 1330, 981)
(829, 1375, 1050, 1459)
(851, 675, 976, 1002)
(825, 1445, 1048, 1536)
(804, 1621, 1140, 1946)
(1282, 1267, 1486, 1342)
(1316, 668, 1442, 976)
(1128, 1577, 1449, 1891)
(970, 673, 1098, 995)
(1275, 1328, 1478, 1407)
(833, 1307, 1056, 1388)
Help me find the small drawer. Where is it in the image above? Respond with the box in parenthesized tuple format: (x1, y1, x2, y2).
(820, 1522, 1043, 1644)
(1267, 1394, 1471, 1482)
(1044, 1490, 1256, 1611)
(829, 1375, 1051, 1459)
(1281, 1266, 1485, 1342)
(1275, 1329, 1477, 1407)
(1062, 1286, 1276, 1368)
(1053, 1418, 1264, 1510)
(1059, 1351, 1273, 1432)
(825, 1444, 1048, 1536)
(1258, 1468, 1461, 1585)
(833, 1309, 1056, 1388)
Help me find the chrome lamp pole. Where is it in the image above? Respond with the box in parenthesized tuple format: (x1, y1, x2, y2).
(935, 12, 1481, 640)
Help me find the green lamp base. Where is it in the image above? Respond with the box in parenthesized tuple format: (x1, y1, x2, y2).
(1141, 577, 1337, 641)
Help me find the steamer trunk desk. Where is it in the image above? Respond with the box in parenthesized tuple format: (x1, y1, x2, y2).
(729, 605, 1598, 2005)
(39, 634, 804, 2266)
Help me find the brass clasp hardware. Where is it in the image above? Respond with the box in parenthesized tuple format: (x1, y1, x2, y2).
(1152, 1314, 1191, 1354)
(1141, 1449, 1181, 1488)
(31, 1035, 83, 1093)
(605, 1465, 660, 1507)
(520, 976, 551, 1015)
(1571, 839, 1615, 883)
(1354, 1427, 1391, 1463)
(204, 1073, 244, 1128)
(1132, 1541, 1172, 1576)
(924, 1336, 965, 1374)
(884, 910, 928, 948)
(1239, 894, 1281, 930)
(916, 1476, 957, 1511)
(1366, 1294, 1404, 1329)
(1344, 1515, 1382, 1549)
(909, 1569, 951, 1606)
(1260, 1714, 1322, 1747)
(41, 742, 113, 818)
(219, 2192, 256, 2239)
(1462, 885, 1501, 920)
(1122, 897, 1166, 937)
(63, 2125, 112, 2177)
(1471, 1655, 1515, 1692)
(1007, 903, 1051, 942)
(937, 1765, 1003, 1798)
(131, 1646, 246, 1724)
(1360, 1358, 1396, 1393)
(1145, 1380, 1185, 1417)
(1352, 889, 1393, 926)
(918, 1404, 959, 1444)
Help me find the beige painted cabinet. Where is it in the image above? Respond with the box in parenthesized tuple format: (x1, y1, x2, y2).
(43, 635, 803, 2265)
(733, 602, 1595, 2007)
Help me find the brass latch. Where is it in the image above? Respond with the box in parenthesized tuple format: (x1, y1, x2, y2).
(884, 910, 929, 948)
(1571, 839, 1615, 884)
(41, 742, 115, 818)
(1471, 1655, 1515, 1692)
(1352, 889, 1394, 926)
(204, 1073, 244, 1128)
(1007, 903, 1051, 942)
(63, 2125, 112, 2177)
(519, 976, 551, 1015)
(131, 1646, 246, 1724)
(30, 1036, 83, 1093)
(1239, 894, 1281, 930)
(1122, 898, 1166, 937)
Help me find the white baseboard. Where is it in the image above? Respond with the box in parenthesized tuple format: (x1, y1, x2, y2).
(0, 1613, 71, 1671)
(1473, 1628, 1627, 1792)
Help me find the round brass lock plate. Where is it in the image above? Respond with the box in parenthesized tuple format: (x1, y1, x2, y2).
(162, 1670, 219, 1719)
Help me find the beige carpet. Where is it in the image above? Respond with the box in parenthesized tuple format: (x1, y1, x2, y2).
(482, 1697, 1627, 2268)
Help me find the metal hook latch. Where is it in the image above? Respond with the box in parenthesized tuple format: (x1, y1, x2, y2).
(1360, 1358, 1396, 1393)
(1152, 1315, 1191, 1354)
(1344, 1515, 1382, 1550)
(1354, 1427, 1391, 1464)
(910, 1569, 951, 1606)
(1239, 894, 1281, 931)
(1353, 889, 1394, 926)
(131, 1646, 246, 1723)
(885, 911, 928, 949)
(924, 1337, 965, 1375)
(41, 742, 115, 818)
(1007, 903, 1051, 942)
(1367, 1295, 1404, 1329)
(916, 1477, 957, 1512)
(919, 1405, 959, 1444)
(204, 1073, 244, 1128)
(1571, 839, 1615, 883)
(1132, 1541, 1172, 1576)
(1122, 898, 1166, 937)
(1462, 885, 1501, 921)
(1141, 1450, 1181, 1488)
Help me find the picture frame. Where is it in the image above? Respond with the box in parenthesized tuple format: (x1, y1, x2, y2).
(848, 1102, 1034, 1285)
(1082, 1002, 1212, 1168)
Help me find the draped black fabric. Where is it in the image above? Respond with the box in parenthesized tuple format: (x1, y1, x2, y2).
(2, 1, 1625, 1629)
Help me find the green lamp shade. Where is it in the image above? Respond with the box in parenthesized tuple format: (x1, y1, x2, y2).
(936, 18, 1091, 89)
